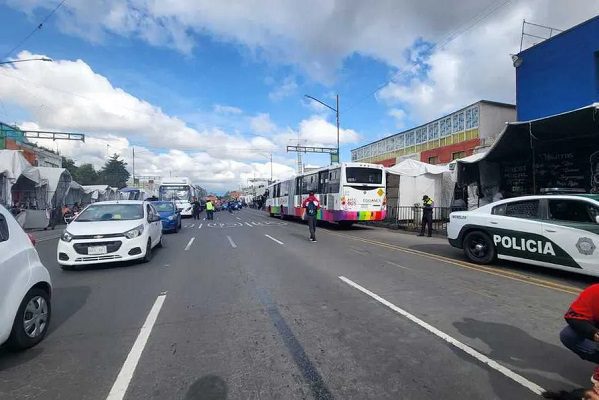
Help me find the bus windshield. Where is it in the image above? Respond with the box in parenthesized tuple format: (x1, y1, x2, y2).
(345, 167, 383, 185)
(159, 185, 191, 201)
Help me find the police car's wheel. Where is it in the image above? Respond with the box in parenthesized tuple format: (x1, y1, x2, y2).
(463, 231, 496, 264)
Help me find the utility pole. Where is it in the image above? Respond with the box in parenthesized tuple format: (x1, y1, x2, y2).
(336, 94, 340, 160)
(304, 93, 340, 165)
(132, 147, 135, 188)
(270, 152, 273, 184)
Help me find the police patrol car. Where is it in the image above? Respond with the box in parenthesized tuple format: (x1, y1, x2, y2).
(447, 194, 599, 276)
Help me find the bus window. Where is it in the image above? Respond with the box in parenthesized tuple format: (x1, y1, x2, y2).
(328, 168, 340, 193)
(345, 167, 382, 184)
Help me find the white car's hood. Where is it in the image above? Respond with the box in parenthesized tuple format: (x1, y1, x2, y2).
(67, 219, 144, 236)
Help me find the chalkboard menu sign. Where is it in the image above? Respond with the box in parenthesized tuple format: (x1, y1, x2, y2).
(535, 150, 587, 191)
(501, 161, 531, 196)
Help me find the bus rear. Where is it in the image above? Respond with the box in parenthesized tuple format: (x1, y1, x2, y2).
(339, 163, 386, 221)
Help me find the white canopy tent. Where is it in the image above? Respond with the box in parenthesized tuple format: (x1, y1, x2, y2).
(386, 159, 454, 210)
(0, 150, 45, 207)
(31, 167, 72, 208)
(81, 185, 115, 202)
(65, 181, 85, 206)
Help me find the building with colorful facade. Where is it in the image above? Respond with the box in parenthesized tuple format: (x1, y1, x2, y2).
(0, 122, 62, 167)
(351, 100, 515, 167)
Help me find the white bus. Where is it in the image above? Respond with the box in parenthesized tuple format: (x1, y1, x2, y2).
(266, 162, 386, 227)
(158, 177, 198, 217)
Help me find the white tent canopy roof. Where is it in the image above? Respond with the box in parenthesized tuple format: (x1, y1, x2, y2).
(81, 184, 110, 194)
(386, 158, 449, 176)
(0, 150, 43, 185)
(31, 167, 70, 193)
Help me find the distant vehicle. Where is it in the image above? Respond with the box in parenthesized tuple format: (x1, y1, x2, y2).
(448, 194, 599, 277)
(158, 177, 198, 217)
(266, 162, 387, 227)
(0, 205, 52, 349)
(57, 200, 163, 269)
(152, 201, 181, 233)
(118, 187, 152, 201)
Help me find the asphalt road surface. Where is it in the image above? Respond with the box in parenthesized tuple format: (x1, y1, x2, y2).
(1, 208, 597, 399)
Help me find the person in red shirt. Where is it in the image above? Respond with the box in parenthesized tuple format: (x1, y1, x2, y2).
(561, 284, 599, 391)
(302, 191, 320, 242)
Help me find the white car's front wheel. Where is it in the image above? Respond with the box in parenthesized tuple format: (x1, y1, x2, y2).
(141, 238, 153, 263)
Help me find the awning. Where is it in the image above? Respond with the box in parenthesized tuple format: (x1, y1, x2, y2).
(468, 103, 599, 164)
(31, 167, 71, 193)
(0, 149, 43, 185)
(386, 158, 449, 176)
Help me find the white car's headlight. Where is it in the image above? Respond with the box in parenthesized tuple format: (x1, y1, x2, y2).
(167, 215, 174, 221)
(124, 225, 144, 239)
(61, 231, 73, 242)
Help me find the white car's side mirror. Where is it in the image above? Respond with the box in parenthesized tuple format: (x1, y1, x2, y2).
(596, 215, 599, 224)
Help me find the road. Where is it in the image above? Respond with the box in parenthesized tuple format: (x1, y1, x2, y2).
(1, 208, 597, 399)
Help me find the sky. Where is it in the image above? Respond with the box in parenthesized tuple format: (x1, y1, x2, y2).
(0, 0, 597, 193)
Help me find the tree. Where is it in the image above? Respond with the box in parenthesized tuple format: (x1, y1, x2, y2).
(62, 157, 78, 179)
(99, 153, 130, 189)
(75, 164, 99, 185)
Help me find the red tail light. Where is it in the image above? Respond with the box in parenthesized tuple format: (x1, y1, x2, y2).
(28, 233, 36, 246)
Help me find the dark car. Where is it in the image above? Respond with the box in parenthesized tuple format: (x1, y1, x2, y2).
(152, 201, 181, 233)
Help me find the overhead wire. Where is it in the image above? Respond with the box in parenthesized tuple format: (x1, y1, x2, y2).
(342, 0, 513, 113)
(2, 0, 68, 60)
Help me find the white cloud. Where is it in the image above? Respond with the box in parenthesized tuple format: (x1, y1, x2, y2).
(275, 116, 359, 148)
(0, 52, 344, 191)
(376, 1, 599, 123)
(213, 104, 242, 114)
(388, 108, 408, 129)
(250, 113, 277, 134)
(6, 0, 597, 126)
(268, 76, 298, 101)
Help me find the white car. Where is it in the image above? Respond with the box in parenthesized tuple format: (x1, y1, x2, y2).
(0, 205, 52, 349)
(57, 200, 163, 269)
(448, 194, 599, 276)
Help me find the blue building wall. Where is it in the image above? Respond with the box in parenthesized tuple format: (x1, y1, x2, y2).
(516, 16, 599, 121)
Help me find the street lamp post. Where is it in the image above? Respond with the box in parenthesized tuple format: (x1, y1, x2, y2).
(0, 57, 52, 66)
(304, 93, 340, 163)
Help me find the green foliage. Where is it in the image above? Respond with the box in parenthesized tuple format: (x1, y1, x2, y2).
(99, 153, 130, 189)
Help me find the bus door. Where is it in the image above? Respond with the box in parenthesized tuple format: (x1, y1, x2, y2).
(319, 171, 328, 207)
(294, 177, 303, 209)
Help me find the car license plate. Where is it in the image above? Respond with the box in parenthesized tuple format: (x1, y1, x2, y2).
(88, 246, 107, 255)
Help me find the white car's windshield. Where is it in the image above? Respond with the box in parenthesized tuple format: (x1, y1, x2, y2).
(75, 204, 144, 222)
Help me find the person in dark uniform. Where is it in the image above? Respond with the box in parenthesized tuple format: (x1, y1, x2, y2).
(418, 195, 434, 237)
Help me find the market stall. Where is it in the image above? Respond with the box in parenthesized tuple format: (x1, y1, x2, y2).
(451, 103, 599, 204)
(386, 159, 453, 220)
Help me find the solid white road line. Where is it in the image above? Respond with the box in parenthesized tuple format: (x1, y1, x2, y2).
(198, 223, 203, 229)
(384, 260, 412, 270)
(245, 222, 253, 227)
(105, 294, 167, 400)
(184, 237, 195, 251)
(226, 235, 237, 248)
(190, 223, 195, 228)
(265, 234, 284, 245)
(338, 276, 546, 396)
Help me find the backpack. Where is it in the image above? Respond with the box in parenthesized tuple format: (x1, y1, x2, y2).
(306, 200, 317, 216)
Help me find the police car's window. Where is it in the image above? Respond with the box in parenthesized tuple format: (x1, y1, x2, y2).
(548, 199, 599, 223)
(502, 200, 540, 218)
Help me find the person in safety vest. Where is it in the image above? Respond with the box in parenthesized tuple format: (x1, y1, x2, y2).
(205, 200, 215, 220)
(418, 195, 434, 237)
(302, 191, 320, 242)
